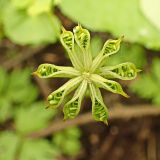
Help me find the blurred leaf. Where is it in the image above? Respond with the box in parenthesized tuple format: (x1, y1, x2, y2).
(7, 68, 38, 104)
(2, 2, 60, 45)
(91, 35, 103, 58)
(140, 0, 160, 31)
(0, 68, 7, 93)
(0, 132, 20, 160)
(27, 0, 52, 16)
(0, 97, 11, 123)
(15, 102, 57, 134)
(106, 43, 146, 68)
(19, 139, 59, 160)
(130, 58, 160, 105)
(11, 0, 33, 9)
(52, 127, 81, 156)
(60, 0, 160, 49)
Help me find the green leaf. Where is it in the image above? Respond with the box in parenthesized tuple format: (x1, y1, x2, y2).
(0, 97, 11, 123)
(19, 139, 59, 160)
(15, 102, 56, 134)
(11, 0, 33, 9)
(34, 63, 80, 78)
(130, 58, 160, 105)
(89, 84, 108, 123)
(0, 132, 20, 160)
(106, 43, 146, 68)
(7, 68, 38, 104)
(0, 67, 7, 93)
(140, 0, 160, 31)
(63, 80, 87, 119)
(59, 0, 160, 49)
(2, 3, 60, 45)
(47, 77, 82, 108)
(27, 0, 52, 16)
(99, 62, 140, 80)
(52, 127, 81, 156)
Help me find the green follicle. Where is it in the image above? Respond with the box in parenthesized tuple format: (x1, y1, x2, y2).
(60, 28, 74, 52)
(34, 64, 59, 78)
(101, 36, 123, 57)
(73, 24, 90, 51)
(47, 90, 65, 108)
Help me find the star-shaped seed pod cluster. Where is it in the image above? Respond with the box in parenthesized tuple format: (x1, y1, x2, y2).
(34, 24, 140, 124)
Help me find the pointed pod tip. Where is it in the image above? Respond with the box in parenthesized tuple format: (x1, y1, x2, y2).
(104, 121, 108, 126)
(136, 69, 142, 73)
(61, 26, 67, 33)
(32, 71, 37, 76)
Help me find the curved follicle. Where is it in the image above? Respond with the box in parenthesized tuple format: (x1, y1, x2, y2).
(47, 77, 82, 108)
(91, 74, 129, 98)
(33, 63, 80, 78)
(63, 80, 87, 120)
(89, 83, 108, 124)
(99, 62, 141, 80)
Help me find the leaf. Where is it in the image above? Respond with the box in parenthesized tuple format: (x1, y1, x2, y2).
(47, 77, 82, 108)
(63, 80, 87, 119)
(27, 0, 52, 16)
(130, 58, 160, 105)
(0, 67, 7, 93)
(34, 63, 79, 78)
(89, 84, 108, 123)
(11, 0, 33, 9)
(7, 68, 38, 104)
(0, 97, 11, 123)
(15, 102, 56, 134)
(100, 62, 140, 80)
(52, 127, 81, 156)
(59, 0, 160, 49)
(2, 2, 60, 45)
(106, 43, 147, 68)
(0, 132, 20, 160)
(140, 0, 160, 31)
(19, 139, 59, 160)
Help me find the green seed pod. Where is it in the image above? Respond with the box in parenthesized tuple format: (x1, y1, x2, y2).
(73, 24, 90, 51)
(89, 84, 108, 124)
(33, 63, 80, 78)
(91, 74, 129, 98)
(47, 77, 82, 108)
(100, 62, 141, 80)
(60, 27, 74, 53)
(63, 80, 87, 119)
(101, 36, 123, 57)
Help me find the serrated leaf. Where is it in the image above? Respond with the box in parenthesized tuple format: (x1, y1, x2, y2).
(0, 132, 20, 160)
(34, 63, 79, 78)
(19, 139, 59, 160)
(140, 0, 160, 31)
(2, 2, 60, 45)
(15, 102, 56, 134)
(59, 0, 160, 49)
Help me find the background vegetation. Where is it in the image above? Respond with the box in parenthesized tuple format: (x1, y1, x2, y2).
(0, 0, 160, 159)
